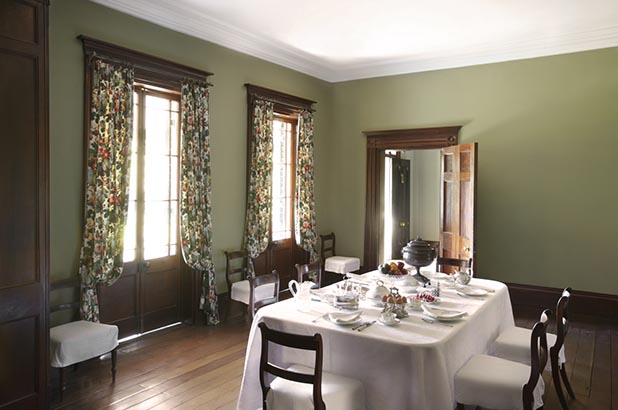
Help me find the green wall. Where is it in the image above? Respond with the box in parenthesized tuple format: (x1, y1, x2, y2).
(328, 48, 618, 295)
(50, 0, 618, 296)
(49, 0, 333, 292)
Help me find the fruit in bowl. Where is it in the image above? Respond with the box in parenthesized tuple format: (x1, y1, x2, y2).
(378, 261, 407, 275)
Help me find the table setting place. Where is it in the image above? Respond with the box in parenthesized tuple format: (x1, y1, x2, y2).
(290, 268, 500, 340)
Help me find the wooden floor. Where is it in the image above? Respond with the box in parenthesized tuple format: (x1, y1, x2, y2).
(50, 313, 617, 410)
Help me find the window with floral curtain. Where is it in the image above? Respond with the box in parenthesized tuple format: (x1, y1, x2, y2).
(79, 57, 134, 322)
(243, 84, 317, 288)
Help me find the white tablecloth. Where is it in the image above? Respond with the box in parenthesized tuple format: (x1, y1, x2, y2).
(237, 274, 514, 410)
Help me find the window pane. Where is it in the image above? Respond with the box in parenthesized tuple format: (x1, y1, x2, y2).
(170, 200, 178, 245)
(170, 157, 178, 200)
(128, 152, 138, 201)
(123, 201, 137, 262)
(145, 96, 171, 156)
(272, 164, 286, 199)
(170, 112, 179, 156)
(144, 201, 170, 260)
(145, 155, 170, 201)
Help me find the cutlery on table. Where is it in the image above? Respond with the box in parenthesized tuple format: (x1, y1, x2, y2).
(422, 317, 453, 327)
(355, 320, 376, 332)
(312, 313, 328, 323)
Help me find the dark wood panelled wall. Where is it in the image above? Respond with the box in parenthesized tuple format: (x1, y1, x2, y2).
(0, 0, 49, 409)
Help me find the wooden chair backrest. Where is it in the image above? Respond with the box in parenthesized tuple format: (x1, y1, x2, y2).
(295, 262, 322, 288)
(50, 278, 81, 322)
(319, 232, 336, 263)
(436, 257, 472, 273)
(249, 270, 280, 318)
(523, 309, 550, 410)
(552, 287, 572, 356)
(258, 322, 325, 410)
(225, 250, 249, 291)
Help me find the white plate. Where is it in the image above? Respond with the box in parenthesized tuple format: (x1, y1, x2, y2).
(422, 304, 467, 321)
(457, 286, 488, 297)
(428, 272, 450, 280)
(326, 315, 363, 326)
(329, 310, 361, 322)
(378, 317, 400, 326)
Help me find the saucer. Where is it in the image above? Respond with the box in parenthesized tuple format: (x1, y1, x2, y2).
(378, 317, 400, 326)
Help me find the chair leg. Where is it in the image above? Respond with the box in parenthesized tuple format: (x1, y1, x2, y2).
(456, 403, 464, 410)
(560, 363, 576, 399)
(551, 353, 569, 410)
(111, 347, 117, 383)
(224, 296, 231, 322)
(58, 367, 65, 402)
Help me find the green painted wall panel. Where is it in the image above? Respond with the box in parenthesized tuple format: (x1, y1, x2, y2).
(329, 48, 618, 295)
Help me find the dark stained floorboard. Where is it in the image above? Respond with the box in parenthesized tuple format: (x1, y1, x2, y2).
(51, 312, 616, 409)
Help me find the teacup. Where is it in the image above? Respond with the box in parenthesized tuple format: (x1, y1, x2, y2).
(380, 311, 396, 324)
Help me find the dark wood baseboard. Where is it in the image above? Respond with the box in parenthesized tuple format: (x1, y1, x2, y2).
(506, 282, 618, 324)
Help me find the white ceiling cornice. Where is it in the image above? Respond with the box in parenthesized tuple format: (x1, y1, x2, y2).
(91, 0, 618, 83)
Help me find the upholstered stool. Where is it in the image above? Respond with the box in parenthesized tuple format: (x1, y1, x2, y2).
(50, 320, 118, 399)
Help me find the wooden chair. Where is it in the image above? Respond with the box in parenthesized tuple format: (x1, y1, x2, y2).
(455, 309, 550, 410)
(249, 270, 280, 319)
(257, 322, 365, 410)
(224, 250, 250, 320)
(319, 233, 360, 285)
(492, 288, 575, 409)
(50, 279, 118, 401)
(551, 288, 576, 410)
(435, 256, 472, 274)
(295, 262, 322, 289)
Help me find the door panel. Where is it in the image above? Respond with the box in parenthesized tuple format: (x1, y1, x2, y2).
(391, 158, 410, 258)
(0, 1, 48, 407)
(439, 143, 477, 273)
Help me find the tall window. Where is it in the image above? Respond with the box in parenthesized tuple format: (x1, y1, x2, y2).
(124, 87, 180, 263)
(271, 115, 296, 241)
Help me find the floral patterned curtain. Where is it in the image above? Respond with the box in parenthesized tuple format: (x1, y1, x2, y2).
(244, 99, 274, 276)
(295, 110, 318, 262)
(180, 80, 219, 326)
(79, 58, 134, 322)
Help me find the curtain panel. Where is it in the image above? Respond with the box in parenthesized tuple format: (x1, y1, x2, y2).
(180, 80, 219, 326)
(79, 58, 134, 322)
(295, 110, 318, 262)
(244, 99, 274, 276)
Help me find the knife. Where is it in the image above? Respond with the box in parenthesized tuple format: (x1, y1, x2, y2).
(356, 320, 376, 332)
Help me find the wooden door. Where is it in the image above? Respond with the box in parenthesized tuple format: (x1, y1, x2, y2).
(391, 158, 411, 258)
(99, 88, 181, 337)
(439, 143, 477, 273)
(0, 0, 49, 408)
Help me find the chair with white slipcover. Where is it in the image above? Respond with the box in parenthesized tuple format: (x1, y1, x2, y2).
(319, 233, 360, 285)
(258, 322, 365, 410)
(224, 250, 278, 320)
(455, 309, 551, 410)
(50, 279, 118, 401)
(492, 288, 575, 409)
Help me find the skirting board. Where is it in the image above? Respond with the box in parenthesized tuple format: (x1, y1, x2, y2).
(505, 282, 618, 324)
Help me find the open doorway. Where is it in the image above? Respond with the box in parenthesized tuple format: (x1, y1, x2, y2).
(382, 149, 441, 261)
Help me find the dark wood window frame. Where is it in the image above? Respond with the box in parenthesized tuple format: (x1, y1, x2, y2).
(363, 126, 461, 271)
(79, 36, 214, 329)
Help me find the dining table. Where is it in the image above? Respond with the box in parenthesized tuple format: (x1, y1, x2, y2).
(236, 271, 515, 410)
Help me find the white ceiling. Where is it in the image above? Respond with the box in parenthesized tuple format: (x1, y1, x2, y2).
(92, 0, 618, 82)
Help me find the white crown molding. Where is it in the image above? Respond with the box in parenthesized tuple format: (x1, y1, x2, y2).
(91, 0, 618, 83)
